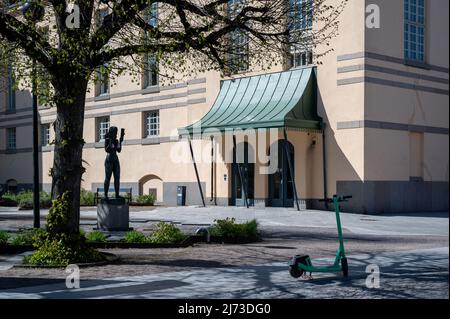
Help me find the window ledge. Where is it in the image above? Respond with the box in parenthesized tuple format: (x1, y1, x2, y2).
(5, 149, 17, 154)
(142, 137, 160, 145)
(141, 86, 160, 95)
(5, 109, 16, 115)
(95, 142, 105, 148)
(94, 94, 111, 102)
(41, 145, 53, 152)
(404, 59, 431, 70)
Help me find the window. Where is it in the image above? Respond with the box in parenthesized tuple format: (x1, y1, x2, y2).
(143, 3, 159, 88)
(96, 8, 109, 28)
(7, 64, 15, 111)
(228, 0, 249, 73)
(6, 128, 16, 150)
(147, 2, 158, 28)
(95, 9, 110, 97)
(288, 0, 314, 68)
(96, 117, 110, 142)
(143, 54, 158, 88)
(41, 124, 50, 146)
(289, 50, 313, 68)
(404, 0, 425, 62)
(145, 111, 160, 137)
(95, 64, 109, 96)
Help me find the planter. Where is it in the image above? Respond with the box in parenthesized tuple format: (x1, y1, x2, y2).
(88, 236, 193, 249)
(15, 252, 119, 268)
(191, 235, 261, 244)
(0, 244, 34, 254)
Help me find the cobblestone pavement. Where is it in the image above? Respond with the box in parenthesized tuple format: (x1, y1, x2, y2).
(0, 207, 448, 299)
(0, 247, 447, 299)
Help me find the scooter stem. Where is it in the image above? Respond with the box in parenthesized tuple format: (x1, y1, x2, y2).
(334, 195, 346, 257)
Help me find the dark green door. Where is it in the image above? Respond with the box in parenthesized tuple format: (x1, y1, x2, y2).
(232, 142, 255, 207)
(268, 140, 295, 208)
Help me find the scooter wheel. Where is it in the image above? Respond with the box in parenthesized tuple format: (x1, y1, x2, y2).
(289, 266, 304, 278)
(341, 257, 348, 277)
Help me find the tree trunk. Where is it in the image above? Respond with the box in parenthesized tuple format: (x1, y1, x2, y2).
(50, 75, 89, 234)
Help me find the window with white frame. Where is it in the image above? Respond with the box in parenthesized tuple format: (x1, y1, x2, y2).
(228, 0, 249, 73)
(288, 0, 314, 68)
(41, 124, 50, 146)
(7, 64, 15, 111)
(145, 111, 160, 137)
(6, 128, 16, 150)
(97, 117, 110, 142)
(404, 0, 426, 62)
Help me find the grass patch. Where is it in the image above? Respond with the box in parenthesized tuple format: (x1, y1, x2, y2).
(123, 230, 147, 243)
(0, 230, 10, 245)
(86, 231, 107, 243)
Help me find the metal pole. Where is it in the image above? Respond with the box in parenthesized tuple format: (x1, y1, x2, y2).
(210, 136, 214, 202)
(283, 129, 300, 211)
(32, 57, 40, 228)
(322, 126, 329, 210)
(188, 138, 206, 207)
(233, 135, 249, 208)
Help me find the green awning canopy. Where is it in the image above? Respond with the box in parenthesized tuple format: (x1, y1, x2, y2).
(180, 67, 322, 136)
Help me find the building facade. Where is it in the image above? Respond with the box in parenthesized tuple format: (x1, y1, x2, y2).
(0, 0, 448, 213)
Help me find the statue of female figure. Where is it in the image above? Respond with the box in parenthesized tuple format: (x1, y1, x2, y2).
(104, 126, 124, 199)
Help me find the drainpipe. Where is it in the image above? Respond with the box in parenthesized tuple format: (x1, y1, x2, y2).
(210, 136, 216, 205)
(322, 124, 329, 210)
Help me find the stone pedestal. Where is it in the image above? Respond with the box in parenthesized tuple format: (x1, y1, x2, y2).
(97, 198, 129, 231)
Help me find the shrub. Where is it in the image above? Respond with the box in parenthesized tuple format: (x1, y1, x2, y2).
(11, 229, 38, 246)
(0, 230, 10, 245)
(23, 192, 104, 266)
(123, 230, 147, 243)
(86, 231, 107, 243)
(15, 191, 52, 209)
(80, 189, 95, 206)
(24, 232, 104, 266)
(132, 194, 155, 206)
(209, 218, 258, 239)
(148, 222, 185, 244)
(1, 192, 18, 206)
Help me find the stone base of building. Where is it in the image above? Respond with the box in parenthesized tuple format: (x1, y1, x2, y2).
(335, 180, 449, 214)
(97, 198, 130, 231)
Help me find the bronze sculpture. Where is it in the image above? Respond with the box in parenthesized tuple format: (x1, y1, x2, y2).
(104, 126, 125, 199)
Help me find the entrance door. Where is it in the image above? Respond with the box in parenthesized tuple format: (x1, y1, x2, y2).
(268, 140, 295, 207)
(232, 142, 255, 206)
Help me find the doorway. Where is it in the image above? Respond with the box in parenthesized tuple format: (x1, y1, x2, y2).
(268, 140, 295, 207)
(231, 142, 255, 206)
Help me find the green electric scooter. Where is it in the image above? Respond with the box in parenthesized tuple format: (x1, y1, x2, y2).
(289, 194, 352, 279)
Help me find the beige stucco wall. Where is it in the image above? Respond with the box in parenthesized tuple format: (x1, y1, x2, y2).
(362, 0, 449, 182)
(317, 0, 367, 196)
(0, 0, 448, 211)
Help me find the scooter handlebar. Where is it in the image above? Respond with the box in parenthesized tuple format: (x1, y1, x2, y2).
(319, 195, 353, 203)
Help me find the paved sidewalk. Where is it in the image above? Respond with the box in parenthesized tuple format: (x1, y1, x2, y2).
(1, 206, 448, 236)
(0, 247, 447, 299)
